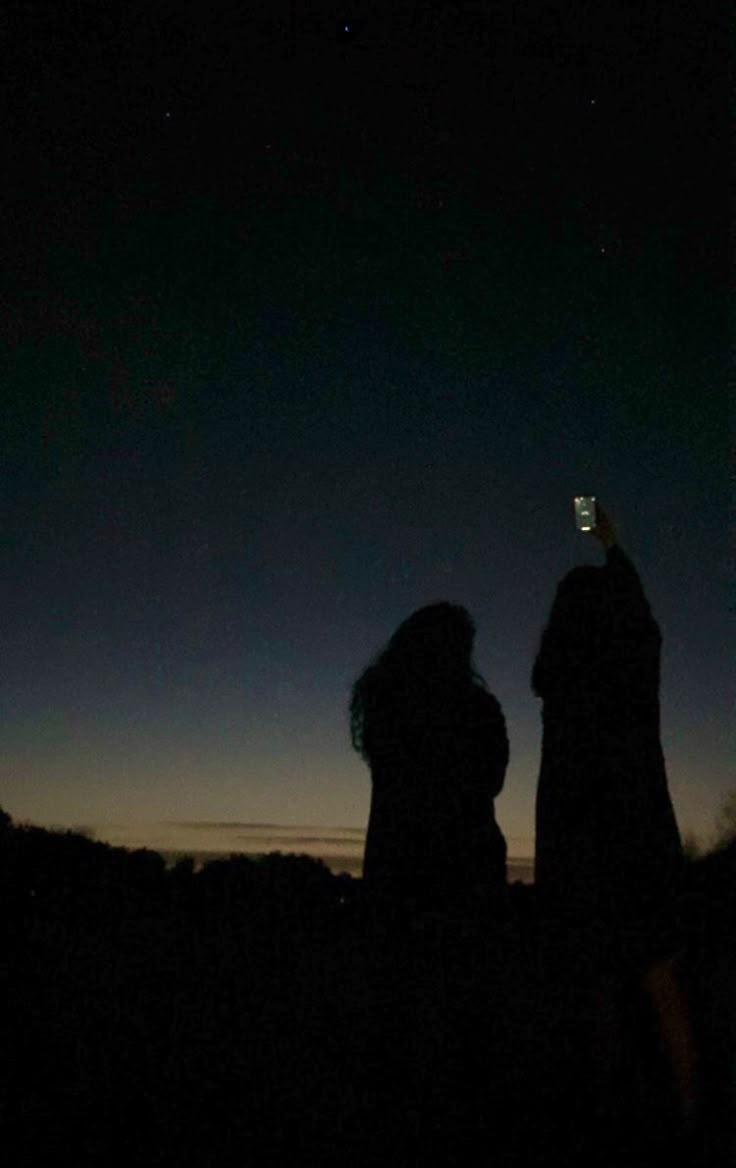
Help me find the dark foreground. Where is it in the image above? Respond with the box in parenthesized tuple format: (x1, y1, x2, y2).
(1, 816, 733, 1167)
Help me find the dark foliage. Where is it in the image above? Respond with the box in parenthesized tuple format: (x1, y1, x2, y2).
(0, 810, 731, 1167)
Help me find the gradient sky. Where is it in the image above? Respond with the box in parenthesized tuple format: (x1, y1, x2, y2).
(2, 1, 729, 861)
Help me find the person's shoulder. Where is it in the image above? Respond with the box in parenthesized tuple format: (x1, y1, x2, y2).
(471, 685, 504, 722)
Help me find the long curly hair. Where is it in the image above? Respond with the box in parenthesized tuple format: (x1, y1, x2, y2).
(350, 602, 487, 761)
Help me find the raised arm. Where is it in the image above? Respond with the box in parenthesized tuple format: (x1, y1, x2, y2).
(590, 501, 618, 551)
(589, 503, 661, 693)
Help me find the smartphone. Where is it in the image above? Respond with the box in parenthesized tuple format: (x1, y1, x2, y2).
(574, 496, 597, 531)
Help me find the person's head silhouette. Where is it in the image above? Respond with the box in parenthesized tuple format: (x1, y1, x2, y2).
(384, 602, 475, 678)
(350, 603, 483, 760)
(532, 565, 618, 699)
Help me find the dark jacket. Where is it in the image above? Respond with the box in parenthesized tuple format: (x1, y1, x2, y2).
(533, 545, 683, 961)
(362, 684, 508, 910)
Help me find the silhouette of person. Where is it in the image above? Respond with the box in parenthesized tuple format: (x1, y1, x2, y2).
(532, 504, 682, 938)
(532, 503, 694, 1137)
(350, 602, 509, 913)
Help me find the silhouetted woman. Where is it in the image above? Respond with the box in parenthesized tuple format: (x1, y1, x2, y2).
(350, 603, 508, 912)
(532, 504, 696, 1135)
(532, 505, 682, 931)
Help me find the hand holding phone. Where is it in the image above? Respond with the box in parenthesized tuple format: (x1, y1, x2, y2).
(574, 497, 618, 547)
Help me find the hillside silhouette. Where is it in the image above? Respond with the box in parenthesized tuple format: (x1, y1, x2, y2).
(1, 808, 733, 1166)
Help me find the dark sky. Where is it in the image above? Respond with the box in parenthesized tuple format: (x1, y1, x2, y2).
(1, 1, 730, 857)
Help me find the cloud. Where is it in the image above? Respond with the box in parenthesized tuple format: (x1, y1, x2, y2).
(162, 822, 366, 835)
(161, 821, 284, 831)
(234, 834, 365, 847)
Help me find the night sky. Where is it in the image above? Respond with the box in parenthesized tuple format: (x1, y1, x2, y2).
(2, 1, 729, 866)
